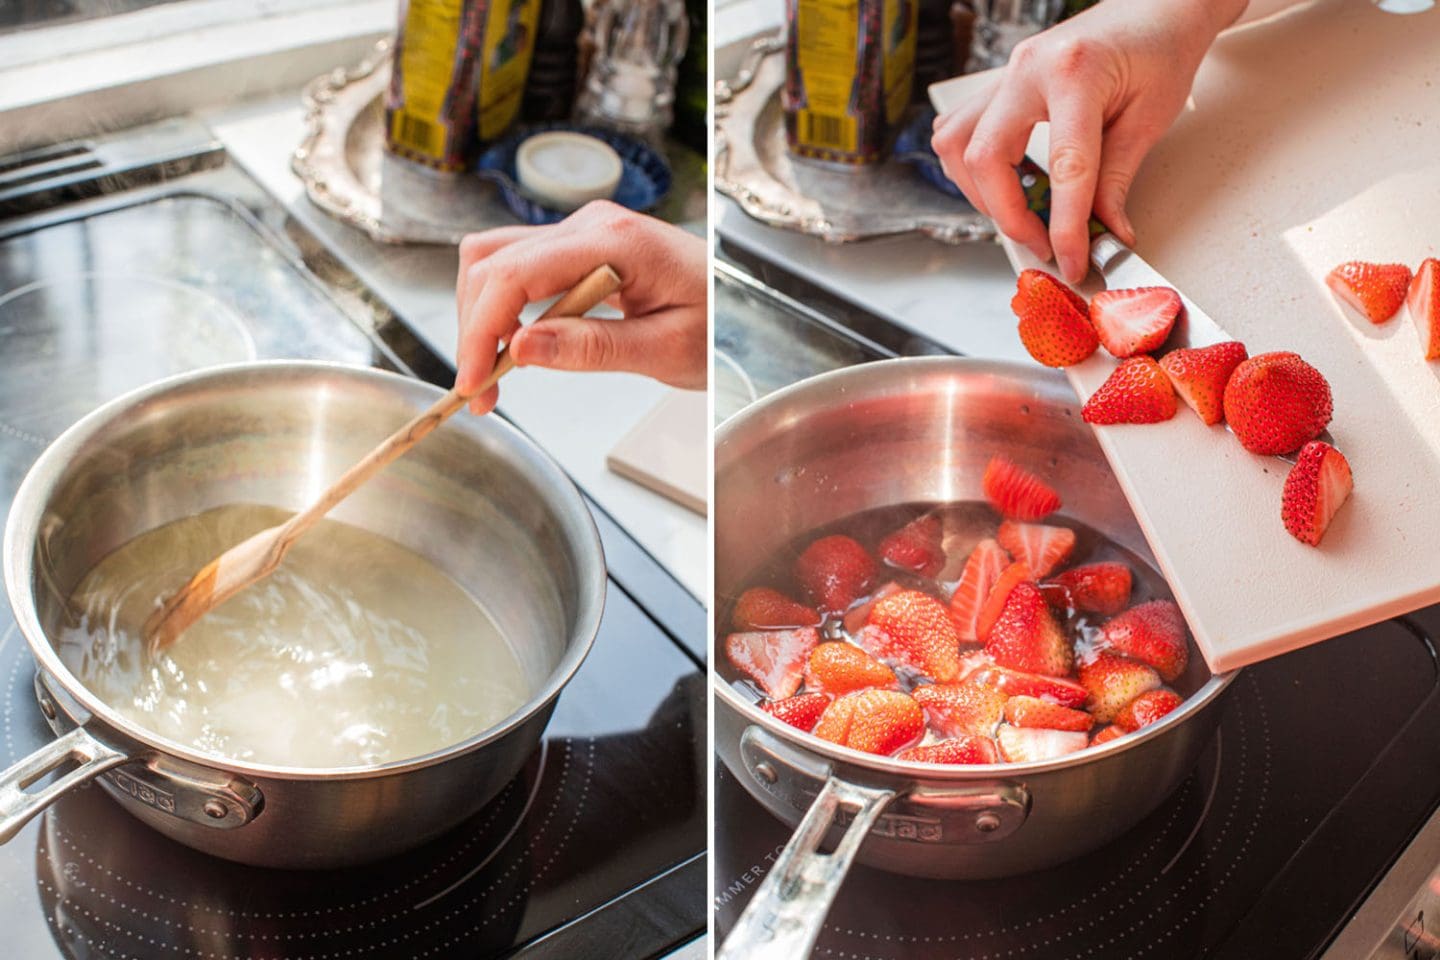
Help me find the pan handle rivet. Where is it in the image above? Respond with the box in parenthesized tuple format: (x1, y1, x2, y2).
(38, 697, 56, 721)
(203, 800, 229, 820)
(754, 762, 778, 785)
(975, 813, 1001, 834)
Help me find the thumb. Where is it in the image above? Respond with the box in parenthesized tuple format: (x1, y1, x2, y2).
(509, 314, 701, 386)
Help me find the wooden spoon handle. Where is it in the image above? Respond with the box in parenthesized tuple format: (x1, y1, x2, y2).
(273, 263, 622, 550)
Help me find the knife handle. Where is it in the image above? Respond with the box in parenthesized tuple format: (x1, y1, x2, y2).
(1016, 157, 1108, 238)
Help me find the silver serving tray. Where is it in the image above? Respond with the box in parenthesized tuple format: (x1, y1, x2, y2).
(715, 36, 996, 245)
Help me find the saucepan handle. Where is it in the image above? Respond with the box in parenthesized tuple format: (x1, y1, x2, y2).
(0, 725, 128, 843)
(718, 774, 895, 960)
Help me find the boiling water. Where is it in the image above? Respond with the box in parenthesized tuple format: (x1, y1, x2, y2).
(58, 504, 531, 769)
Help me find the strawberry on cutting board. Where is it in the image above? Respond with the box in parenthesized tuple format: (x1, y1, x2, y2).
(982, 455, 1061, 520)
(1158, 341, 1249, 426)
(1326, 261, 1411, 324)
(985, 580, 1073, 677)
(996, 724, 1088, 763)
(1089, 286, 1182, 358)
(877, 514, 945, 577)
(1011, 269, 1098, 367)
(865, 589, 963, 682)
(913, 681, 1010, 738)
(897, 736, 999, 765)
(949, 538, 1010, 642)
(997, 521, 1075, 579)
(812, 689, 924, 755)
(1003, 695, 1092, 732)
(1098, 600, 1189, 682)
(1043, 562, 1132, 616)
(1223, 352, 1333, 456)
(1078, 653, 1162, 723)
(1409, 258, 1440, 360)
(724, 627, 820, 699)
(1281, 440, 1353, 546)
(795, 534, 877, 612)
(967, 664, 1089, 709)
(1082, 356, 1178, 425)
(732, 587, 820, 631)
(805, 642, 900, 696)
(760, 692, 832, 733)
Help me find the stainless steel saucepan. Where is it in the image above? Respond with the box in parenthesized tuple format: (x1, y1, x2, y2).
(1, 361, 605, 868)
(714, 357, 1235, 957)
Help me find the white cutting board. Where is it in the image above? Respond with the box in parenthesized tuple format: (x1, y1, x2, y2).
(606, 389, 708, 516)
(931, 0, 1440, 673)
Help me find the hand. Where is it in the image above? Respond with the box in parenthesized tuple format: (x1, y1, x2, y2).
(454, 201, 708, 414)
(932, 0, 1246, 283)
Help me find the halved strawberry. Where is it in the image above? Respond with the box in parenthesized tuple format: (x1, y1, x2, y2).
(1222, 352, 1333, 456)
(949, 538, 1010, 642)
(897, 736, 999, 765)
(812, 689, 924, 755)
(912, 681, 1009, 738)
(1082, 356, 1177, 425)
(1099, 600, 1189, 682)
(1089, 286, 1182, 358)
(997, 521, 1075, 579)
(1158, 341, 1249, 426)
(1409, 258, 1440, 359)
(1003, 695, 1092, 732)
(984, 580, 1073, 677)
(1327, 261, 1411, 324)
(877, 513, 944, 576)
(974, 560, 1031, 642)
(1078, 653, 1162, 723)
(805, 641, 900, 696)
(1113, 689, 1184, 733)
(1090, 725, 1127, 747)
(967, 664, 1089, 708)
(1281, 440, 1353, 546)
(724, 627, 820, 699)
(956, 649, 995, 683)
(996, 724, 1088, 763)
(760, 692, 831, 732)
(1043, 562, 1132, 616)
(842, 582, 902, 635)
(732, 587, 820, 631)
(865, 589, 963, 682)
(982, 455, 1061, 520)
(795, 534, 877, 612)
(1012, 269, 1098, 367)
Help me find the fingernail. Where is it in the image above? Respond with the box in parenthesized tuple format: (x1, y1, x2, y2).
(518, 328, 557, 365)
(1061, 256, 1086, 285)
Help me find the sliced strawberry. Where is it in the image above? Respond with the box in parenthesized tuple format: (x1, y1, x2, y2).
(1327, 261, 1411, 324)
(1044, 562, 1132, 616)
(1281, 440, 1353, 546)
(1222, 352, 1333, 456)
(956, 649, 995, 683)
(732, 587, 821, 631)
(842, 582, 902, 635)
(896, 736, 999, 765)
(1409, 258, 1440, 359)
(996, 724, 1088, 763)
(805, 642, 900, 696)
(1090, 725, 1128, 747)
(982, 455, 1061, 520)
(724, 627, 820, 699)
(1099, 599, 1189, 682)
(1082, 356, 1177, 425)
(1011, 269, 1098, 367)
(975, 560, 1031, 642)
(1003, 695, 1092, 732)
(1089, 286, 1182, 358)
(1078, 653, 1162, 723)
(949, 538, 1010, 642)
(794, 534, 877, 613)
(812, 689, 924, 755)
(984, 580, 1073, 677)
(912, 681, 1009, 738)
(865, 589, 963, 682)
(877, 514, 944, 576)
(997, 521, 1075, 579)
(760, 692, 831, 732)
(1158, 341, 1249, 426)
(1113, 689, 1184, 733)
(968, 664, 1089, 708)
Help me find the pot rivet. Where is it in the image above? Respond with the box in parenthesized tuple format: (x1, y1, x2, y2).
(203, 800, 229, 820)
(975, 812, 1001, 834)
(754, 762, 778, 785)
(38, 697, 56, 721)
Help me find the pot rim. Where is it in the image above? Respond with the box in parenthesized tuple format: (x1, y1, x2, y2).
(4, 359, 607, 781)
(714, 354, 1240, 780)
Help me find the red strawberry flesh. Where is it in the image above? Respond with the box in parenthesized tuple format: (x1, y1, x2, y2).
(982, 455, 1061, 520)
(1045, 562, 1132, 616)
(897, 736, 999, 765)
(997, 521, 1075, 579)
(1222, 352, 1333, 456)
(866, 589, 963, 682)
(1410, 258, 1440, 359)
(732, 586, 820, 631)
(724, 627, 820, 699)
(761, 692, 832, 732)
(913, 681, 1010, 738)
(1281, 441, 1353, 546)
(1327, 261, 1411, 324)
(795, 534, 877, 613)
(1082, 356, 1177, 425)
(805, 641, 900, 696)
(1089, 286, 1182, 358)
(984, 580, 1073, 677)
(949, 538, 1010, 642)
(812, 689, 924, 755)
(1099, 599, 1189, 682)
(1012, 269, 1098, 368)
(1158, 341, 1249, 426)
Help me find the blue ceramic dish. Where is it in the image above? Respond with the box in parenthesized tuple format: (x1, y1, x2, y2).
(476, 124, 672, 225)
(892, 108, 967, 201)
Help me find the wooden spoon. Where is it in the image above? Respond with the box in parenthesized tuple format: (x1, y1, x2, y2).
(143, 263, 623, 654)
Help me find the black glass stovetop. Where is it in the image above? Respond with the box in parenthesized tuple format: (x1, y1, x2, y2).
(0, 147, 705, 958)
(713, 248, 1440, 959)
